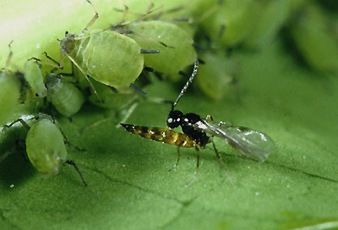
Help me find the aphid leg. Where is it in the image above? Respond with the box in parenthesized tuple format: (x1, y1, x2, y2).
(113, 1, 129, 25)
(141, 2, 155, 19)
(58, 127, 86, 152)
(4, 119, 30, 130)
(42, 52, 63, 72)
(218, 24, 226, 38)
(64, 53, 101, 102)
(64, 140, 86, 152)
(65, 159, 87, 186)
(83, 0, 99, 32)
(113, 2, 154, 24)
(115, 101, 139, 128)
(129, 83, 173, 105)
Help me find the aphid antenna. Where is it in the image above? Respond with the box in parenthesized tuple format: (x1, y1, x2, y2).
(109, 3, 173, 49)
(112, 1, 129, 26)
(5, 40, 14, 71)
(55, 122, 86, 152)
(147, 4, 192, 24)
(171, 59, 199, 111)
(195, 2, 221, 24)
(113, 1, 155, 25)
(27, 57, 43, 68)
(65, 160, 87, 186)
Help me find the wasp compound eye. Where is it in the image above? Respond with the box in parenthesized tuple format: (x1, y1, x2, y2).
(167, 110, 183, 128)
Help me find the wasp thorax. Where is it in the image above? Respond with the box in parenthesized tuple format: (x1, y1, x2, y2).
(182, 113, 202, 127)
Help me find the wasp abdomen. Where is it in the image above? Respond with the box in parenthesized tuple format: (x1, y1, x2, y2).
(121, 124, 197, 148)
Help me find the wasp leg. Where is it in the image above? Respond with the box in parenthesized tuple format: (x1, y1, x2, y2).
(212, 139, 225, 168)
(184, 147, 200, 188)
(194, 147, 200, 175)
(174, 146, 181, 170)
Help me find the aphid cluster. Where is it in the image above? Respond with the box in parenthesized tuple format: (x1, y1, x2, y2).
(0, 1, 198, 186)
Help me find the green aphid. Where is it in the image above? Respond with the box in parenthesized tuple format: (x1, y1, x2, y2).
(6, 114, 87, 186)
(0, 73, 21, 125)
(61, 29, 147, 89)
(126, 20, 197, 78)
(196, 52, 233, 100)
(196, 0, 256, 47)
(45, 73, 85, 117)
(0, 43, 21, 125)
(289, 3, 338, 72)
(59, 1, 158, 94)
(23, 59, 47, 98)
(26, 117, 67, 176)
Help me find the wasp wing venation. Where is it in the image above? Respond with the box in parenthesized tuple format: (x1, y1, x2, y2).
(194, 120, 275, 162)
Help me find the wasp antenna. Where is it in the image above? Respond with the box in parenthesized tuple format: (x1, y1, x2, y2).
(172, 59, 199, 110)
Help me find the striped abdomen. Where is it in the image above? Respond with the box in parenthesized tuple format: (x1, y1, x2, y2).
(121, 124, 197, 148)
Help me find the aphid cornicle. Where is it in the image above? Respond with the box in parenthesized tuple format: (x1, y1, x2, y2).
(59, 1, 159, 92)
(5, 114, 87, 186)
(125, 20, 197, 77)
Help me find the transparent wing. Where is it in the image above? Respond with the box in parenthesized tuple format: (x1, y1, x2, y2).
(195, 120, 275, 162)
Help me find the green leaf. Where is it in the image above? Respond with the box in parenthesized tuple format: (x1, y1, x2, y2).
(1, 0, 338, 230)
